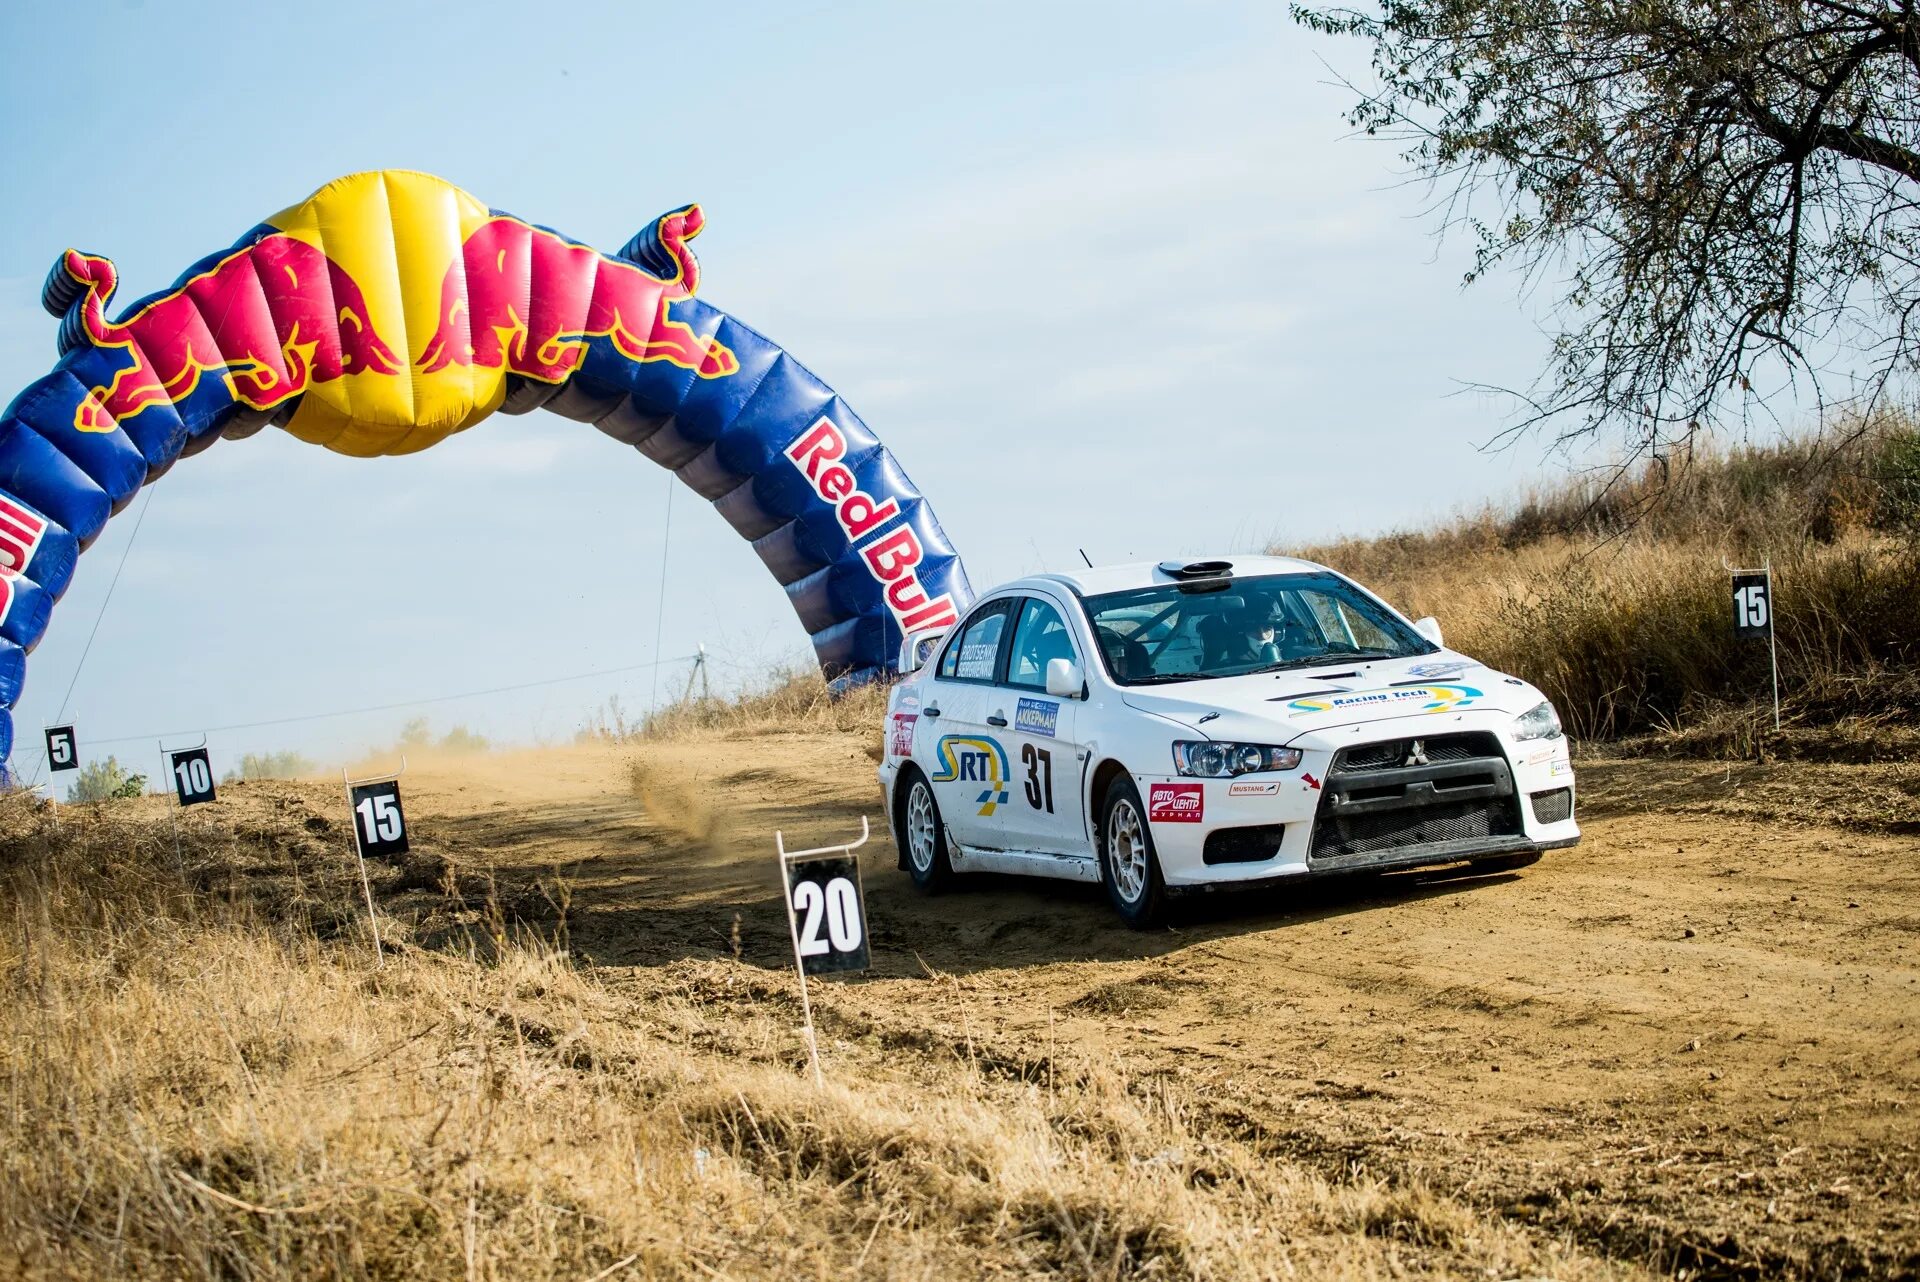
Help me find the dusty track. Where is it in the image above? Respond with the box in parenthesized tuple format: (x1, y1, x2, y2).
(372, 738, 1920, 1277)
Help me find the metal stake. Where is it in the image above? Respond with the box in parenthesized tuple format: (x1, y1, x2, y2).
(1765, 561, 1781, 732)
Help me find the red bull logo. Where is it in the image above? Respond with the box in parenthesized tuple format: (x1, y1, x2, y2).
(61, 236, 402, 434)
(417, 206, 738, 382)
(0, 496, 47, 628)
(0, 497, 47, 575)
(784, 416, 959, 633)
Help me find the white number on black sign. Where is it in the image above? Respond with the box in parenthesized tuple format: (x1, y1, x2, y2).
(1731, 572, 1772, 638)
(782, 853, 870, 975)
(169, 748, 216, 806)
(794, 877, 864, 955)
(44, 725, 77, 773)
(349, 780, 409, 859)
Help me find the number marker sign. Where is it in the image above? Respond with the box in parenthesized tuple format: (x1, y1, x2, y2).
(784, 853, 871, 976)
(776, 816, 874, 1086)
(1730, 564, 1781, 730)
(1732, 571, 1772, 638)
(340, 761, 407, 965)
(168, 747, 216, 806)
(349, 779, 409, 859)
(44, 725, 77, 773)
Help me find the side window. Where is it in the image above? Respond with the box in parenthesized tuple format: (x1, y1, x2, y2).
(939, 602, 1009, 682)
(1006, 598, 1077, 690)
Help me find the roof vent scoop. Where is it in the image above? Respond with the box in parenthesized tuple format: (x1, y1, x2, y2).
(1157, 559, 1234, 581)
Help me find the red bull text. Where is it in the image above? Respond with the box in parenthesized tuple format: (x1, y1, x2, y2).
(784, 417, 959, 633)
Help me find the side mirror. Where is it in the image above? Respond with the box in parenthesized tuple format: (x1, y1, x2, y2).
(1045, 657, 1084, 698)
(1412, 616, 1444, 646)
(898, 627, 950, 675)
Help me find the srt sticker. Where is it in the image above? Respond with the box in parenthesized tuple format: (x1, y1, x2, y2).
(889, 712, 917, 758)
(930, 735, 1011, 816)
(1014, 697, 1058, 737)
(1148, 782, 1204, 823)
(1286, 684, 1482, 717)
(1406, 661, 1473, 679)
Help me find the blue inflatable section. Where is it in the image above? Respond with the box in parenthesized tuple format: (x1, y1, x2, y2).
(0, 177, 972, 775)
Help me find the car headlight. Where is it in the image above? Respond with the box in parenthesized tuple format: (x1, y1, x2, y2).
(1512, 701, 1563, 742)
(1171, 741, 1303, 777)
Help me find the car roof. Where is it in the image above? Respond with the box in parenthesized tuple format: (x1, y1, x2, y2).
(999, 555, 1335, 600)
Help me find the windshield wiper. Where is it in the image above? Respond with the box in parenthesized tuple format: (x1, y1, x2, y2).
(1125, 673, 1200, 685)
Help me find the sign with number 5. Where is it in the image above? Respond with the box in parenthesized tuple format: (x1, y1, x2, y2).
(349, 779, 409, 858)
(44, 725, 77, 773)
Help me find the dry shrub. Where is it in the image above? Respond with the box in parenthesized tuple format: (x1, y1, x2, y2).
(0, 792, 1621, 1279)
(1286, 419, 1920, 755)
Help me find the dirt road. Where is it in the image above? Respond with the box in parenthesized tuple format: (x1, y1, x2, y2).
(371, 737, 1920, 1276)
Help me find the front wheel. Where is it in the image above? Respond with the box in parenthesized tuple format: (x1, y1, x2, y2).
(1099, 776, 1168, 928)
(899, 770, 954, 892)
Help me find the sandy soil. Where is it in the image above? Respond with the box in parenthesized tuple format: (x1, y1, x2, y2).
(348, 738, 1920, 1277)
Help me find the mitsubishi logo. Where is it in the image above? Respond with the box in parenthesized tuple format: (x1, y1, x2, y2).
(1403, 739, 1429, 768)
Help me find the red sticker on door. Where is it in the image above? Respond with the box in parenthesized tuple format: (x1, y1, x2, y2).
(1147, 782, 1204, 823)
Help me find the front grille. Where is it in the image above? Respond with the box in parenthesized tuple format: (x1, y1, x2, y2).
(1312, 798, 1520, 858)
(1310, 731, 1521, 863)
(1529, 788, 1573, 824)
(1203, 824, 1285, 865)
(1332, 731, 1503, 774)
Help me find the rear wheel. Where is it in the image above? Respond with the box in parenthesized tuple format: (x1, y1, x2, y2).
(899, 770, 954, 892)
(1099, 776, 1168, 928)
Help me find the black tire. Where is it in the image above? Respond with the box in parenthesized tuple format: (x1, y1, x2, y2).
(1472, 850, 1542, 874)
(897, 768, 954, 892)
(1098, 775, 1168, 928)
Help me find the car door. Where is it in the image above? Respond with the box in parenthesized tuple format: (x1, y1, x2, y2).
(991, 594, 1089, 855)
(918, 597, 1017, 849)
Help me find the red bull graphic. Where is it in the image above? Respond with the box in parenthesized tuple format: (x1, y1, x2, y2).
(58, 236, 402, 433)
(418, 209, 738, 382)
(0, 169, 970, 776)
(784, 416, 960, 634)
(0, 499, 48, 577)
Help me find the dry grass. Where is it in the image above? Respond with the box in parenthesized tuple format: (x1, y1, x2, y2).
(0, 791, 1630, 1279)
(634, 668, 890, 748)
(1286, 418, 1920, 757)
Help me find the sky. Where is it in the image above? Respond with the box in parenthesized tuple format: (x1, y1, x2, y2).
(0, 0, 1604, 780)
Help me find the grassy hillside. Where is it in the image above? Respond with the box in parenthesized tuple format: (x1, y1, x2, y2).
(1286, 419, 1920, 759)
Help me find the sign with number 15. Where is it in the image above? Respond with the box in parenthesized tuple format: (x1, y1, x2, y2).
(349, 779, 409, 859)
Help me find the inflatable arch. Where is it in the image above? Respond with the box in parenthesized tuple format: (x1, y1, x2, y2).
(0, 170, 971, 765)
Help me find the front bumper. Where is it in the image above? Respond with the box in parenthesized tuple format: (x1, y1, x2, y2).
(1137, 716, 1580, 887)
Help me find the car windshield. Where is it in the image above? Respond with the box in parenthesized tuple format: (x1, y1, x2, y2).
(1082, 572, 1436, 686)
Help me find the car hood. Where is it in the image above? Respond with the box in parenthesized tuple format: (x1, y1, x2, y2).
(1118, 652, 1546, 743)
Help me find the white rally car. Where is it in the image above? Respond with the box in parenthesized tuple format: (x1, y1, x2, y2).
(877, 556, 1579, 927)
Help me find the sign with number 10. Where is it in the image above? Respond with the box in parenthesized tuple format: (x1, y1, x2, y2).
(349, 779, 409, 859)
(169, 748, 216, 806)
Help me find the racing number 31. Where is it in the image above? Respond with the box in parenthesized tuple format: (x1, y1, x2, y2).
(1021, 743, 1054, 813)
